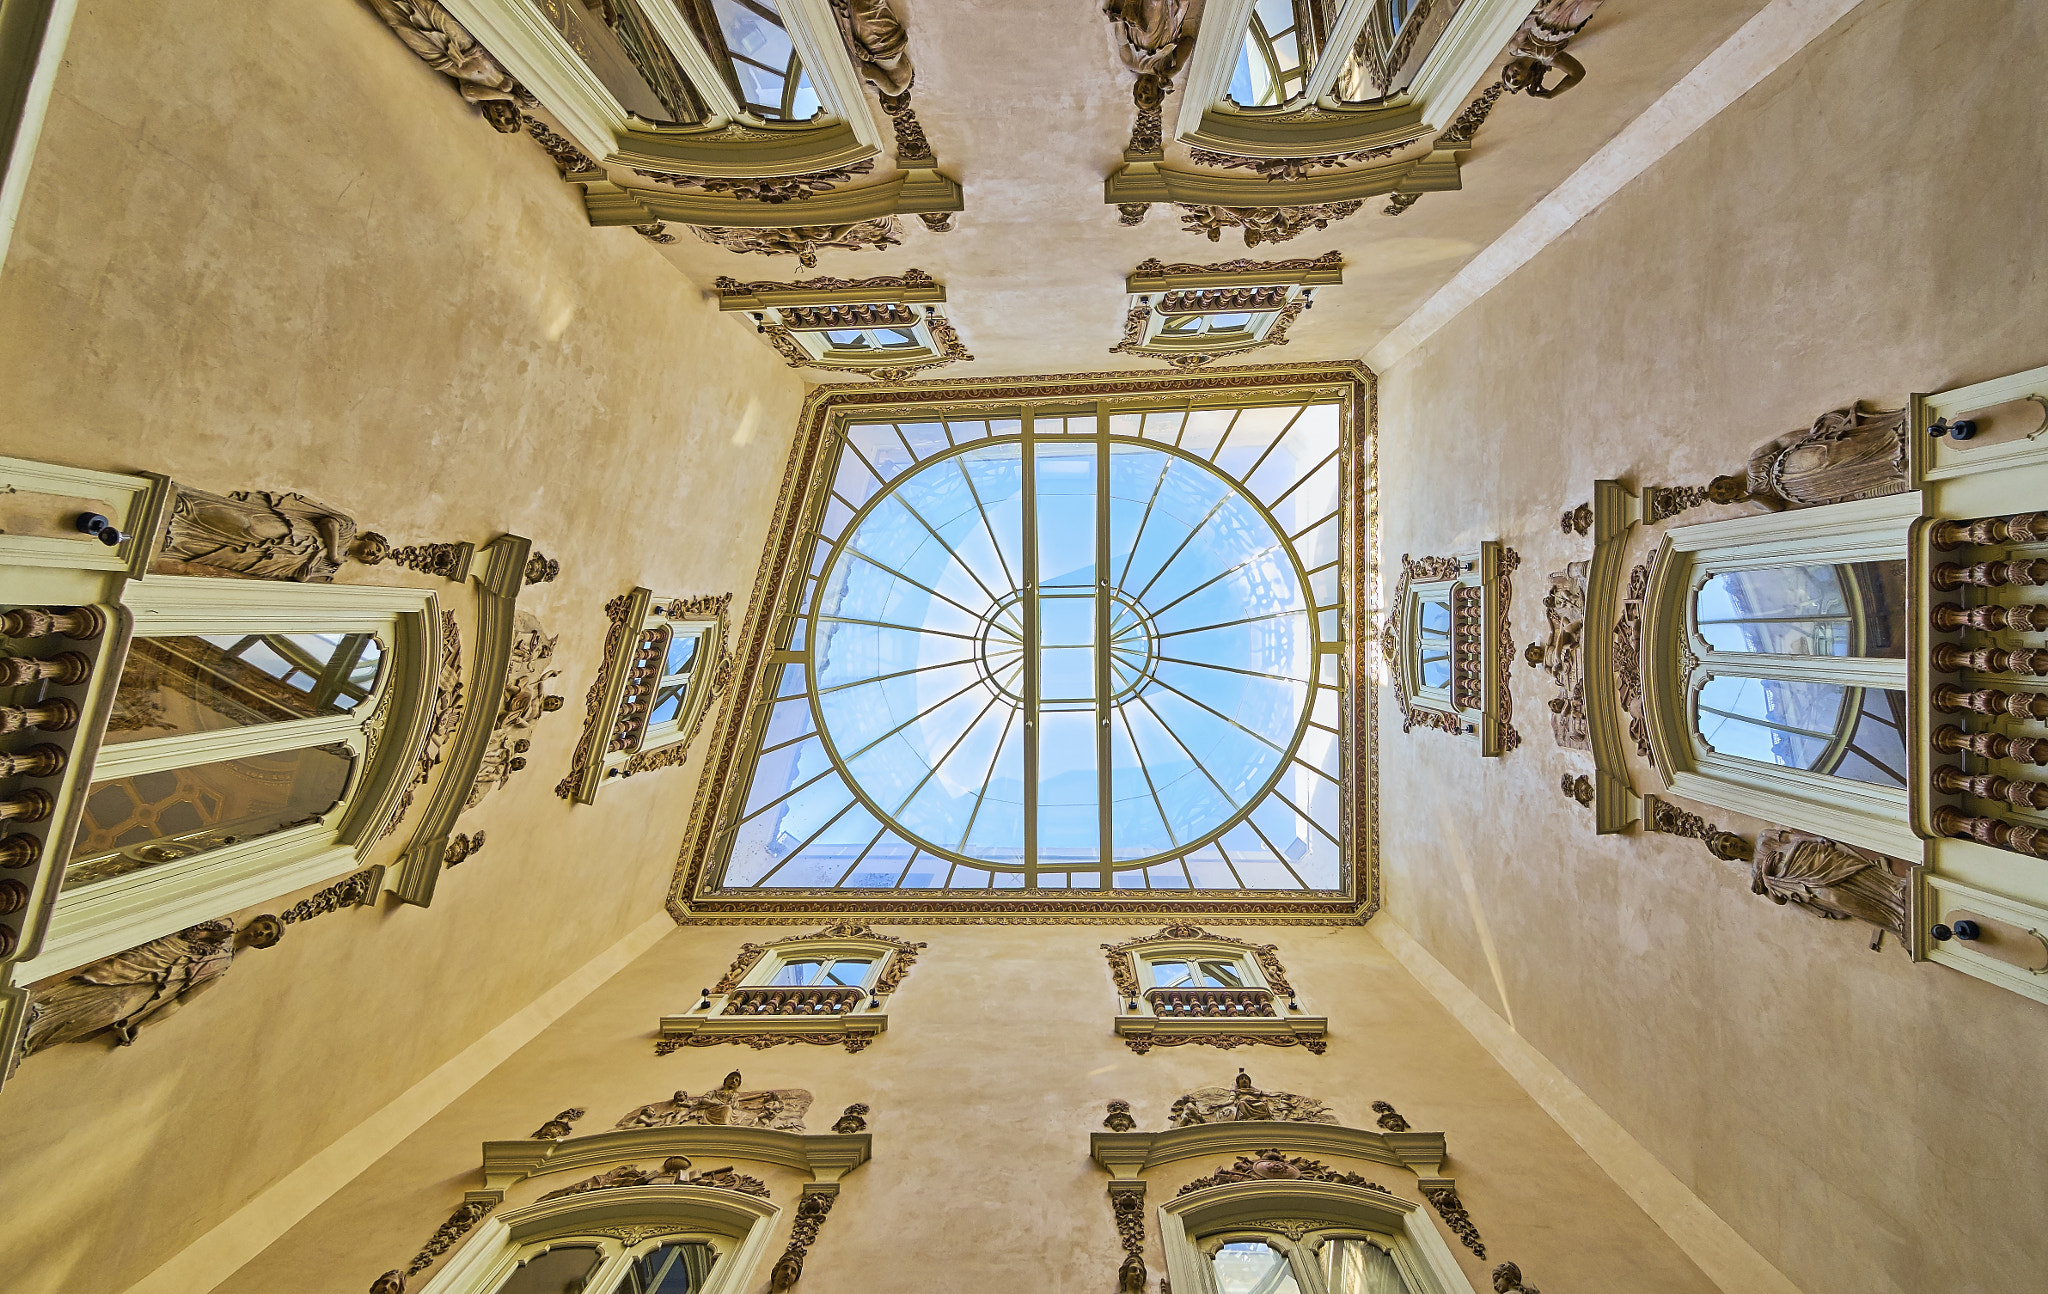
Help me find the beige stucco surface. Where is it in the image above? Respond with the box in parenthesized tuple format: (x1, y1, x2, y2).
(0, 0, 803, 1290)
(218, 923, 1716, 1294)
(1374, 1, 2048, 1292)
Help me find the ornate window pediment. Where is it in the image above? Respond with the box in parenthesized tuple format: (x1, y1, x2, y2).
(715, 270, 970, 380)
(1380, 543, 1516, 756)
(404, 0, 961, 240)
(557, 589, 732, 804)
(1105, 925, 1326, 1054)
(657, 922, 923, 1053)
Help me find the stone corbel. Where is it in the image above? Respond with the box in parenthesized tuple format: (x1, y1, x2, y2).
(395, 534, 532, 906)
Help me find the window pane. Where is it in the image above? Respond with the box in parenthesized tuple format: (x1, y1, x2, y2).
(1827, 687, 1910, 789)
(665, 634, 701, 677)
(66, 745, 355, 889)
(771, 958, 823, 986)
(1696, 562, 1905, 658)
(1419, 600, 1449, 633)
(1195, 958, 1244, 987)
(649, 684, 687, 727)
(1695, 675, 1844, 771)
(821, 958, 872, 986)
(1211, 1241, 1303, 1294)
(614, 1241, 717, 1294)
(1151, 959, 1190, 986)
(496, 1245, 603, 1294)
(1324, 1238, 1410, 1294)
(107, 634, 381, 744)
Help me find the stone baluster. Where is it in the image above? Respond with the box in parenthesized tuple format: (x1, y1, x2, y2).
(1930, 511, 2048, 550)
(1932, 686, 2048, 720)
(1933, 765, 2048, 810)
(1933, 559, 2048, 590)
(0, 744, 66, 778)
(1933, 725, 2048, 766)
(0, 606, 105, 640)
(1931, 603, 2048, 632)
(0, 833, 39, 867)
(1934, 805, 2048, 859)
(0, 788, 54, 822)
(0, 698, 78, 733)
(0, 651, 93, 687)
(0, 877, 25, 913)
(1932, 644, 2048, 676)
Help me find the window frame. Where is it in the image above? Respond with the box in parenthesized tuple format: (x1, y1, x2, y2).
(1640, 492, 1922, 857)
(18, 574, 439, 978)
(414, 1185, 777, 1294)
(1105, 927, 1327, 1053)
(658, 927, 923, 1051)
(1161, 1179, 1470, 1294)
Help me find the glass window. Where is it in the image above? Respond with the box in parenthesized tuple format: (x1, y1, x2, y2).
(612, 1242, 717, 1294)
(1695, 561, 1904, 658)
(1415, 598, 1450, 690)
(1695, 677, 1907, 790)
(494, 1244, 604, 1294)
(646, 626, 711, 742)
(719, 397, 1347, 894)
(1323, 1238, 1410, 1294)
(1159, 313, 1258, 339)
(703, 0, 821, 120)
(765, 954, 874, 987)
(1150, 957, 1247, 988)
(106, 633, 381, 744)
(67, 746, 355, 889)
(1230, 0, 1309, 106)
(1211, 1240, 1303, 1294)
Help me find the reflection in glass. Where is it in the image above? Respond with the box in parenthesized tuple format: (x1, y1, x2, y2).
(494, 1245, 603, 1294)
(1151, 957, 1246, 988)
(1416, 599, 1450, 689)
(1324, 1238, 1410, 1294)
(525, 0, 709, 125)
(67, 745, 355, 889)
(1211, 1240, 1303, 1294)
(1160, 312, 1259, 338)
(647, 628, 710, 740)
(768, 957, 872, 987)
(1694, 562, 1906, 658)
(1230, 0, 1311, 106)
(107, 633, 381, 744)
(684, 0, 822, 120)
(613, 1242, 717, 1294)
(1694, 677, 1907, 789)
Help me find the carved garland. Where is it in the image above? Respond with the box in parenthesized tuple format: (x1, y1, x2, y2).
(1177, 1152, 1388, 1197)
(1644, 796, 1751, 862)
(1128, 1032, 1327, 1055)
(1421, 1186, 1486, 1258)
(656, 1031, 875, 1056)
(1496, 548, 1522, 753)
(691, 219, 907, 270)
(769, 1191, 839, 1289)
(1132, 251, 1342, 277)
(1613, 563, 1654, 760)
(1176, 202, 1364, 247)
(716, 269, 938, 296)
(387, 611, 462, 836)
(1110, 1185, 1148, 1290)
(1187, 144, 1406, 182)
(633, 160, 876, 204)
(555, 594, 636, 800)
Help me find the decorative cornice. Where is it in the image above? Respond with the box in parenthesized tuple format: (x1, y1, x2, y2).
(1176, 202, 1364, 247)
(1132, 250, 1343, 278)
(632, 160, 876, 204)
(690, 218, 906, 270)
(715, 268, 938, 296)
(1186, 144, 1408, 182)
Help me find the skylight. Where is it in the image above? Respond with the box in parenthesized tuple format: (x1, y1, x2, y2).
(706, 394, 1354, 896)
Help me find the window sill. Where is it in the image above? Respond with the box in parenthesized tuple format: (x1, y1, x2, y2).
(657, 1009, 889, 1055)
(1113, 1012, 1328, 1055)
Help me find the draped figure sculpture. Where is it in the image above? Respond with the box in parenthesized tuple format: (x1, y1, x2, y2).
(1750, 829, 1910, 938)
(364, 0, 523, 130)
(1707, 403, 1910, 512)
(1501, 0, 1608, 98)
(158, 486, 387, 583)
(23, 920, 241, 1054)
(831, 0, 915, 102)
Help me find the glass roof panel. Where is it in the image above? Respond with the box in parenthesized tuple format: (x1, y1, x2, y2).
(712, 396, 1352, 895)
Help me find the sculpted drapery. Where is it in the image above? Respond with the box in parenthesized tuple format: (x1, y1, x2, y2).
(1751, 829, 1909, 937)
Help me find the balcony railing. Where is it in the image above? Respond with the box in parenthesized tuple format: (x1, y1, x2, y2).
(722, 986, 866, 1016)
(1143, 987, 1277, 1018)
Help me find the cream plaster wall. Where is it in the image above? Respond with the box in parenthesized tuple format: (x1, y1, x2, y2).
(1374, 1, 2048, 1292)
(0, 0, 804, 1291)
(219, 923, 1717, 1294)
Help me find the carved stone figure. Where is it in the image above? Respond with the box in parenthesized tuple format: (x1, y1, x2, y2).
(614, 1072, 812, 1131)
(1501, 0, 1607, 99)
(23, 919, 241, 1054)
(530, 1107, 585, 1139)
(1534, 561, 1589, 750)
(158, 487, 385, 583)
(365, 0, 523, 130)
(692, 219, 907, 270)
(831, 0, 915, 101)
(1750, 829, 1909, 938)
(1118, 1252, 1147, 1293)
(1492, 1261, 1540, 1293)
(539, 1157, 700, 1201)
(1707, 403, 1910, 512)
(1104, 0, 1194, 111)
(1165, 1069, 1336, 1127)
(369, 1271, 406, 1294)
(468, 612, 561, 808)
(769, 1252, 806, 1292)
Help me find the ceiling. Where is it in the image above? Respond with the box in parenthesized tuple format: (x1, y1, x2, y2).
(619, 0, 1775, 380)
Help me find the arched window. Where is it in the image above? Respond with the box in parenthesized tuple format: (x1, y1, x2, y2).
(1638, 493, 1917, 855)
(413, 1185, 777, 1294)
(1160, 1179, 1471, 1294)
